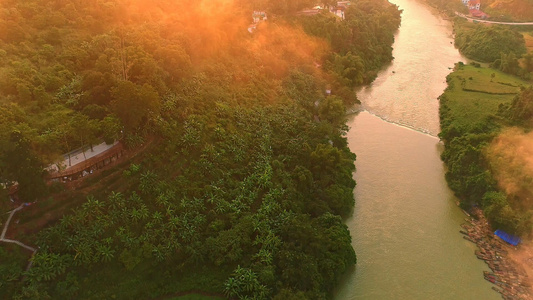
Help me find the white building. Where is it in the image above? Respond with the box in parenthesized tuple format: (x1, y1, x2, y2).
(331, 1, 351, 20)
(252, 11, 267, 24)
(462, 0, 481, 11)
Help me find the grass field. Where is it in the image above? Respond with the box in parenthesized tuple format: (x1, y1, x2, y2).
(441, 64, 530, 133)
(522, 32, 533, 52)
(463, 76, 521, 94)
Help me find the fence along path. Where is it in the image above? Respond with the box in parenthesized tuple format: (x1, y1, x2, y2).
(47, 142, 125, 182)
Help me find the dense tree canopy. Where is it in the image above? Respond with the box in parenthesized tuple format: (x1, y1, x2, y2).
(455, 23, 527, 63)
(0, 0, 402, 298)
(509, 86, 533, 126)
(293, 1, 402, 87)
(439, 64, 533, 235)
(2, 131, 47, 201)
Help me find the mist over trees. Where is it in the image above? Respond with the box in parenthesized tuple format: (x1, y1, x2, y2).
(294, 2, 402, 86)
(0, 0, 402, 298)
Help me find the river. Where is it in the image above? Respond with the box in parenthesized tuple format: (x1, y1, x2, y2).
(335, 0, 501, 299)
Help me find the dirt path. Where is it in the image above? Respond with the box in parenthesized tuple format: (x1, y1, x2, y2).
(1, 204, 36, 252)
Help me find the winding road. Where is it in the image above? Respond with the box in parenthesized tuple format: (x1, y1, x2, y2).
(455, 12, 533, 25)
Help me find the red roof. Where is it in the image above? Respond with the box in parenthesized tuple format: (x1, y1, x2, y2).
(469, 9, 488, 18)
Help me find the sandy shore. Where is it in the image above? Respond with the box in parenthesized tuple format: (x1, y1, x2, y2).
(508, 240, 533, 293)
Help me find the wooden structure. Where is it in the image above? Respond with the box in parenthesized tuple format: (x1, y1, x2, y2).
(47, 143, 125, 182)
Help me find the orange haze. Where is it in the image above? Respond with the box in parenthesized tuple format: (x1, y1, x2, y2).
(147, 0, 329, 78)
(486, 127, 533, 208)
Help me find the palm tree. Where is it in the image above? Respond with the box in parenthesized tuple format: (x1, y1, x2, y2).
(31, 252, 55, 281)
(83, 195, 104, 215)
(253, 248, 273, 265)
(130, 208, 142, 222)
(109, 191, 125, 209)
(129, 192, 142, 205)
(91, 222, 105, 236)
(152, 211, 163, 224)
(215, 200, 229, 214)
(152, 244, 166, 262)
(223, 277, 241, 298)
(60, 214, 75, 230)
(73, 242, 92, 266)
(155, 193, 169, 208)
(139, 170, 157, 194)
(138, 203, 149, 220)
(96, 244, 115, 262)
(168, 216, 180, 231)
(165, 206, 175, 217)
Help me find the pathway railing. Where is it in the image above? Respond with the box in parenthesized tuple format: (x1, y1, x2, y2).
(47, 142, 125, 182)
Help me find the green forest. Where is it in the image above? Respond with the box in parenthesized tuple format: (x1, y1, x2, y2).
(0, 0, 401, 299)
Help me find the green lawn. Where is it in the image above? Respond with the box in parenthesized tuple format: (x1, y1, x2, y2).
(463, 72, 522, 95)
(462, 65, 525, 93)
(442, 64, 530, 133)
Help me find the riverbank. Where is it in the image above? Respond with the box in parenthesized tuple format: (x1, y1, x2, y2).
(439, 61, 533, 299)
(461, 207, 531, 299)
(438, 63, 529, 212)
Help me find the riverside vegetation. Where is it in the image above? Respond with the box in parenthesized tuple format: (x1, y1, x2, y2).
(439, 63, 533, 234)
(426, 0, 533, 81)
(0, 0, 401, 299)
(439, 64, 533, 298)
(424, 0, 533, 238)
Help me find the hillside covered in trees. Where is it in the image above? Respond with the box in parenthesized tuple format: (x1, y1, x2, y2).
(0, 0, 401, 299)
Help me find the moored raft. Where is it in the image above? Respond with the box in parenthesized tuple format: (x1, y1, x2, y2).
(459, 208, 531, 300)
(463, 235, 476, 243)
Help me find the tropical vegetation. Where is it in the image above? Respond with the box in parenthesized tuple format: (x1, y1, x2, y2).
(439, 63, 533, 235)
(0, 0, 402, 298)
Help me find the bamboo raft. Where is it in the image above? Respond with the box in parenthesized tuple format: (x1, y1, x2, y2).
(459, 208, 530, 300)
